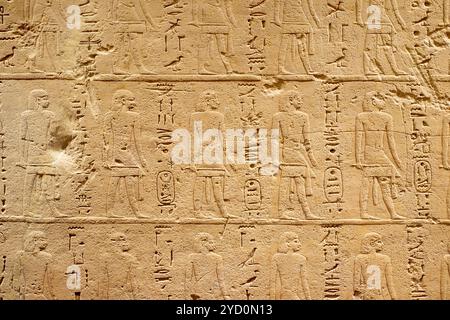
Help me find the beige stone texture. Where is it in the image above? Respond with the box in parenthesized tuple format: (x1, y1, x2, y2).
(0, 0, 448, 300)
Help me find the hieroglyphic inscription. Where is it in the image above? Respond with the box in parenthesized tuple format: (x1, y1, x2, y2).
(236, 225, 260, 300)
(321, 225, 341, 300)
(0, 0, 446, 301)
(409, 102, 432, 218)
(246, 0, 268, 73)
(323, 84, 343, 217)
(406, 225, 429, 299)
(66, 226, 89, 300)
(154, 225, 174, 298)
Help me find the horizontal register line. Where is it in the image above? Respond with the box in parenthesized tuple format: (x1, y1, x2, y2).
(0, 73, 446, 82)
(0, 216, 448, 226)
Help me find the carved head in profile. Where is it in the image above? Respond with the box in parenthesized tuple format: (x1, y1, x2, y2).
(197, 90, 220, 112)
(112, 90, 136, 112)
(278, 232, 301, 253)
(110, 232, 130, 253)
(361, 232, 383, 254)
(363, 91, 385, 112)
(24, 231, 48, 253)
(280, 90, 303, 112)
(29, 89, 49, 110)
(194, 232, 216, 253)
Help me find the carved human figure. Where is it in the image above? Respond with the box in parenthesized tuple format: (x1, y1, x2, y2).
(353, 232, 397, 300)
(270, 232, 311, 300)
(110, 0, 157, 74)
(191, 0, 237, 74)
(100, 232, 139, 300)
(355, 91, 404, 220)
(103, 90, 147, 218)
(356, 0, 408, 75)
(272, 90, 320, 220)
(11, 231, 54, 300)
(441, 113, 450, 218)
(184, 233, 230, 300)
(28, 0, 66, 71)
(441, 243, 450, 300)
(190, 90, 233, 218)
(18, 89, 63, 217)
(274, 0, 320, 75)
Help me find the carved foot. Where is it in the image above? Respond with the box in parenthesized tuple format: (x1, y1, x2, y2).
(108, 213, 124, 219)
(361, 214, 382, 220)
(112, 67, 130, 75)
(195, 211, 218, 219)
(23, 211, 41, 218)
(391, 214, 406, 220)
(138, 67, 156, 75)
(279, 67, 294, 75)
(199, 67, 217, 75)
(53, 212, 69, 218)
(30, 67, 44, 73)
(394, 69, 409, 76)
(224, 213, 240, 219)
(305, 214, 323, 220)
(280, 213, 297, 220)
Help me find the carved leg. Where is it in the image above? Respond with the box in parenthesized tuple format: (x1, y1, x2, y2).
(212, 176, 234, 218)
(43, 33, 57, 72)
(278, 34, 293, 74)
(199, 34, 215, 75)
(106, 176, 121, 217)
(382, 46, 408, 75)
(23, 173, 38, 216)
(381, 34, 408, 75)
(360, 176, 380, 219)
(113, 33, 131, 75)
(296, 34, 315, 74)
(379, 177, 404, 220)
(130, 34, 155, 75)
(294, 176, 321, 220)
(125, 176, 146, 218)
(193, 176, 206, 214)
(217, 34, 233, 74)
(363, 33, 380, 75)
(42, 174, 66, 217)
(279, 177, 295, 219)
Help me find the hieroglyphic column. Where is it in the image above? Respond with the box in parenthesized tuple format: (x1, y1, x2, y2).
(409, 103, 432, 218)
(323, 84, 343, 217)
(406, 225, 429, 299)
(321, 225, 341, 300)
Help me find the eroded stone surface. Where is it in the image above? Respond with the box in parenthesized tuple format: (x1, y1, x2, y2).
(0, 0, 448, 300)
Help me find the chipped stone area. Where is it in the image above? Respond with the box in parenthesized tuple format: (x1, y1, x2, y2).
(0, 0, 448, 300)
